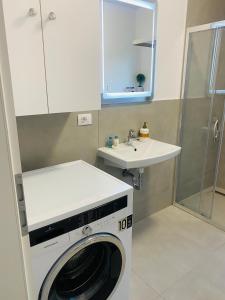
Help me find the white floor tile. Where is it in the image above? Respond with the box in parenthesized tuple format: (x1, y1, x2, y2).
(153, 206, 225, 250)
(212, 193, 225, 229)
(214, 242, 225, 260)
(133, 208, 208, 293)
(162, 251, 225, 300)
(162, 275, 225, 300)
(131, 272, 159, 300)
(180, 191, 225, 231)
(132, 246, 187, 294)
(132, 206, 225, 296)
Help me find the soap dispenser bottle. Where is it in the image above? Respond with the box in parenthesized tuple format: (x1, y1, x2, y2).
(140, 122, 150, 138)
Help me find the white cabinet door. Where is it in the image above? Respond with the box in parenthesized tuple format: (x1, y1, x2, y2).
(41, 0, 101, 113)
(2, 0, 48, 116)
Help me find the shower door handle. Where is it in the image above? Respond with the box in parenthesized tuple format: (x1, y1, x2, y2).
(213, 119, 220, 142)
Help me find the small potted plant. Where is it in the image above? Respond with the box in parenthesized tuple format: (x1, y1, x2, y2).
(136, 73, 145, 91)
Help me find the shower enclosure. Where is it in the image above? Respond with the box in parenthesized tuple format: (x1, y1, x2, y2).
(175, 21, 225, 230)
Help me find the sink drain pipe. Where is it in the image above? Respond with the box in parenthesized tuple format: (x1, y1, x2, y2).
(122, 168, 144, 190)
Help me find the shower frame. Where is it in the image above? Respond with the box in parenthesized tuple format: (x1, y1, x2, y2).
(173, 20, 225, 231)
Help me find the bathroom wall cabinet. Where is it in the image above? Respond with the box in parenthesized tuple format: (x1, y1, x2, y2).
(2, 0, 48, 116)
(2, 0, 101, 116)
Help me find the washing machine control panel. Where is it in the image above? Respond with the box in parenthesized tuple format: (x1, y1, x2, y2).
(29, 195, 130, 247)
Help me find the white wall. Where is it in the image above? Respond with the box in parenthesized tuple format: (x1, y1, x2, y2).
(0, 1, 34, 297)
(104, 1, 137, 92)
(153, 0, 188, 100)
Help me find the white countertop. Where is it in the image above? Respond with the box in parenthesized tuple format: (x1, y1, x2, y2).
(23, 160, 132, 231)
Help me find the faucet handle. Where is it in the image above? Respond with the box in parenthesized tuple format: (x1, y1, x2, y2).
(128, 129, 137, 138)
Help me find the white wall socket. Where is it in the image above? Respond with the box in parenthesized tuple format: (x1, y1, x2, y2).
(77, 113, 93, 126)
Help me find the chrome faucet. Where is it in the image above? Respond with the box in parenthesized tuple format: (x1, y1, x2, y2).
(127, 129, 138, 151)
(127, 129, 136, 145)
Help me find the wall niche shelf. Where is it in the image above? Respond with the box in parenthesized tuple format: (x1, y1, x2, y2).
(132, 39, 155, 48)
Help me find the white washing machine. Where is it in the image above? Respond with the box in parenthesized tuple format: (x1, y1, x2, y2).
(23, 160, 133, 300)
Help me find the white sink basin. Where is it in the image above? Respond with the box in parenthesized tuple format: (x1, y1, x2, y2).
(97, 138, 181, 169)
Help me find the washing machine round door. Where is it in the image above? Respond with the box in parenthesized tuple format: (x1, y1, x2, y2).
(39, 234, 126, 300)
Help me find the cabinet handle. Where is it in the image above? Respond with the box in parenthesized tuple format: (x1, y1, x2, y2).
(48, 12, 56, 21)
(28, 8, 37, 17)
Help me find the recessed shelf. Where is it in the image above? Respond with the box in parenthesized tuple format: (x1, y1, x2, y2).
(116, 0, 156, 10)
(133, 39, 155, 48)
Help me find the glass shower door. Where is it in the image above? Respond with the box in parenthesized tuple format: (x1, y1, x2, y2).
(201, 28, 225, 220)
(176, 28, 219, 217)
(200, 94, 225, 217)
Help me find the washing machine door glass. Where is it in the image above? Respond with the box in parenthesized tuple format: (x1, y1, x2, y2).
(39, 234, 126, 300)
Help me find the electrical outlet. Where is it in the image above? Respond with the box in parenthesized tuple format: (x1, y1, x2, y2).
(77, 114, 93, 126)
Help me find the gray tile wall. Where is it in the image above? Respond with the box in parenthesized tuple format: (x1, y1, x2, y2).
(187, 0, 225, 27)
(17, 100, 180, 222)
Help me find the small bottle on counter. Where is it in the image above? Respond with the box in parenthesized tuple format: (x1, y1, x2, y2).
(139, 122, 150, 138)
(113, 136, 119, 147)
(107, 136, 113, 148)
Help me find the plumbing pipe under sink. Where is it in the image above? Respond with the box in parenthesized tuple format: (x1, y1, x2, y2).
(122, 168, 144, 190)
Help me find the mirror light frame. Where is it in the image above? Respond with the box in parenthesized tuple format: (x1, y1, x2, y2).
(101, 0, 157, 105)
